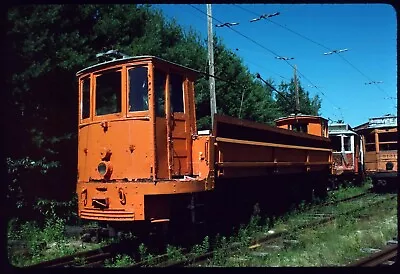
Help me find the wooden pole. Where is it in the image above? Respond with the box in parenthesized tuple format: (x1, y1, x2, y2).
(207, 4, 217, 128)
(294, 64, 300, 114)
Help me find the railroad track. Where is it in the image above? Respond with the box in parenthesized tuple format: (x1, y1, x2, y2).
(322, 189, 371, 207)
(348, 243, 398, 266)
(159, 194, 396, 267)
(28, 244, 116, 268)
(22, 188, 376, 268)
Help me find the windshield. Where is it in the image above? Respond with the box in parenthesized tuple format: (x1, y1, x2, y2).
(95, 70, 122, 116)
(128, 67, 148, 112)
(81, 77, 90, 119)
(154, 69, 166, 117)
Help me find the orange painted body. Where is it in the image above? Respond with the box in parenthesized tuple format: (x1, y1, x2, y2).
(213, 115, 332, 178)
(360, 127, 397, 176)
(354, 115, 397, 183)
(275, 114, 329, 138)
(76, 56, 332, 223)
(76, 56, 213, 222)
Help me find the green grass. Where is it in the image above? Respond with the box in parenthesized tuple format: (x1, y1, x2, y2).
(12, 183, 378, 268)
(92, 183, 384, 268)
(203, 195, 397, 267)
(7, 217, 108, 267)
(180, 183, 393, 267)
(272, 186, 384, 232)
(327, 181, 372, 203)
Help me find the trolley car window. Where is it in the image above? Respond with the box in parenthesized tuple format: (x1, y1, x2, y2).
(95, 70, 121, 116)
(154, 69, 166, 117)
(128, 67, 148, 112)
(343, 136, 352, 152)
(378, 131, 397, 151)
(365, 144, 376, 152)
(82, 77, 90, 119)
(170, 73, 184, 113)
(379, 131, 397, 143)
(365, 133, 375, 144)
(321, 122, 327, 137)
(379, 143, 397, 151)
(330, 136, 341, 152)
(291, 123, 308, 133)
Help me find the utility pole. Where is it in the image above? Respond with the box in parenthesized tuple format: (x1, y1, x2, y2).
(207, 4, 217, 128)
(294, 65, 300, 114)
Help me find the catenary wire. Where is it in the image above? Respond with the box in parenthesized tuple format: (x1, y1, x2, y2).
(189, 4, 343, 118)
(233, 4, 393, 99)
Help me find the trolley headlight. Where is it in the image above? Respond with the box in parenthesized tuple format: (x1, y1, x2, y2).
(97, 161, 113, 179)
(386, 162, 394, 171)
(98, 162, 107, 176)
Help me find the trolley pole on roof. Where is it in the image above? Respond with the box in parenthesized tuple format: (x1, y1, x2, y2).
(207, 4, 217, 128)
(294, 65, 300, 114)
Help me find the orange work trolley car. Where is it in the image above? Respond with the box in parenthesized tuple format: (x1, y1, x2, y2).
(354, 115, 397, 190)
(76, 53, 332, 226)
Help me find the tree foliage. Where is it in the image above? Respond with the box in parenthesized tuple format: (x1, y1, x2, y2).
(6, 4, 322, 218)
(276, 78, 322, 116)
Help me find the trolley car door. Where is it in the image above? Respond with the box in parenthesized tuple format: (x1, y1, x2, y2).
(167, 72, 191, 177)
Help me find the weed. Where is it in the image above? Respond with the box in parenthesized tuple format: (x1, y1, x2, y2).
(138, 243, 155, 266)
(138, 243, 148, 260)
(8, 214, 106, 267)
(236, 225, 251, 247)
(196, 186, 396, 267)
(247, 215, 261, 234)
(212, 235, 228, 266)
(42, 217, 66, 243)
(73, 256, 87, 266)
(104, 254, 135, 267)
(166, 245, 186, 262)
(190, 235, 210, 262)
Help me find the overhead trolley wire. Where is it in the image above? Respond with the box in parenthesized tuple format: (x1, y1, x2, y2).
(190, 4, 342, 115)
(181, 6, 291, 83)
(233, 4, 393, 99)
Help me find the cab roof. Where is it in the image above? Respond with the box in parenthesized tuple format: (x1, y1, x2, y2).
(275, 113, 328, 123)
(76, 55, 199, 77)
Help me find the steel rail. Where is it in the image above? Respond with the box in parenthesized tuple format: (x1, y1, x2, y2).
(27, 244, 115, 268)
(126, 189, 377, 267)
(348, 244, 397, 266)
(161, 195, 396, 267)
(21, 188, 375, 268)
(312, 188, 371, 210)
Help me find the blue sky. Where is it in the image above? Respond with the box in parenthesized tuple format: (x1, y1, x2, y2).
(154, 4, 397, 127)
